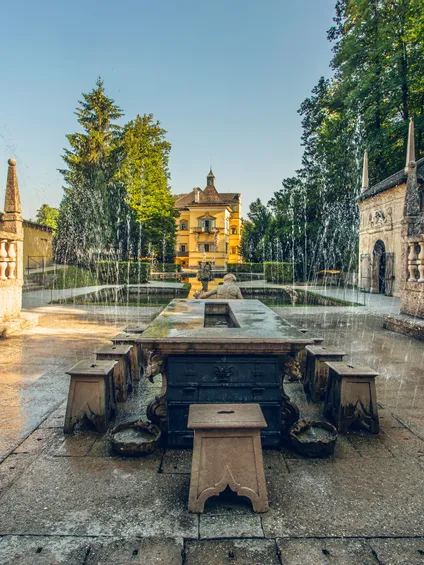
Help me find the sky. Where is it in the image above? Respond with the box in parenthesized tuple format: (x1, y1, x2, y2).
(0, 0, 336, 220)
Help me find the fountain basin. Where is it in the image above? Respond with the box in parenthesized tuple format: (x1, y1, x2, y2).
(289, 419, 338, 457)
(110, 420, 161, 456)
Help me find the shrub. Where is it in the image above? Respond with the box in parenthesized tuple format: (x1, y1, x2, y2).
(264, 262, 293, 284)
(95, 261, 151, 284)
(45, 266, 99, 289)
(227, 263, 264, 274)
(152, 263, 181, 273)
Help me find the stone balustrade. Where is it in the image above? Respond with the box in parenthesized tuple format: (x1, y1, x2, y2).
(407, 241, 424, 282)
(0, 239, 17, 281)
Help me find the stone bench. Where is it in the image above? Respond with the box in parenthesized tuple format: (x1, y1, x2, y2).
(95, 344, 133, 402)
(64, 360, 117, 433)
(323, 362, 380, 434)
(303, 345, 345, 401)
(297, 330, 324, 377)
(187, 403, 269, 513)
(111, 333, 144, 382)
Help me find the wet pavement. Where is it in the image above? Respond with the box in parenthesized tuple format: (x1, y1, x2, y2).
(0, 300, 424, 563)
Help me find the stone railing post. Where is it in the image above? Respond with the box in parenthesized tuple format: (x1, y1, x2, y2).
(0, 240, 7, 280)
(6, 241, 16, 279)
(418, 241, 424, 283)
(407, 243, 418, 281)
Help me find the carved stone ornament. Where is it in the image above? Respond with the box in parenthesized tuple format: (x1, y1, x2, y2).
(214, 359, 234, 382)
(281, 359, 301, 436)
(369, 208, 392, 228)
(146, 393, 167, 430)
(144, 350, 164, 383)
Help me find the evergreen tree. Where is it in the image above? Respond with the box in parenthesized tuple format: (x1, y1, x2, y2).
(56, 78, 123, 264)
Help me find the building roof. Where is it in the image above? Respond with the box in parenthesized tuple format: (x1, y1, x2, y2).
(359, 156, 424, 201)
(23, 219, 54, 232)
(175, 187, 241, 209)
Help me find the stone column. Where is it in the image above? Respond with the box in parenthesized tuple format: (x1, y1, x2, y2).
(407, 243, 418, 282)
(0, 159, 23, 321)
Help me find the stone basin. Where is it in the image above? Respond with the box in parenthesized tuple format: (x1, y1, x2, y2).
(139, 299, 314, 447)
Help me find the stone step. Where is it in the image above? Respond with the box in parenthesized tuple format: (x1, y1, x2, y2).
(0, 312, 38, 337)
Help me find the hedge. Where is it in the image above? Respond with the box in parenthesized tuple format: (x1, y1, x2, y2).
(95, 261, 151, 284)
(264, 262, 293, 284)
(227, 263, 264, 274)
(152, 263, 181, 273)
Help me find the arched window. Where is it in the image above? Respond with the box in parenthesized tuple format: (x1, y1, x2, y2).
(231, 227, 237, 235)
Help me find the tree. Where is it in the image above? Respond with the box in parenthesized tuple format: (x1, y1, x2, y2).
(35, 204, 59, 231)
(260, 0, 424, 280)
(114, 114, 177, 262)
(55, 80, 177, 265)
(55, 78, 123, 264)
(240, 199, 274, 263)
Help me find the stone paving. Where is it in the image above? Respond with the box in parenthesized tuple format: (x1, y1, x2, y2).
(0, 301, 424, 563)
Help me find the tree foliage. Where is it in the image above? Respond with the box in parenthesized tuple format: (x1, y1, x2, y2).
(55, 78, 177, 265)
(242, 0, 424, 280)
(35, 204, 59, 231)
(114, 114, 177, 262)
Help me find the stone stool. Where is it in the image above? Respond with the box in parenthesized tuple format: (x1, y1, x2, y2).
(123, 323, 148, 334)
(187, 404, 269, 513)
(95, 344, 133, 402)
(303, 345, 345, 401)
(323, 362, 380, 434)
(297, 332, 324, 377)
(111, 333, 143, 382)
(64, 360, 117, 433)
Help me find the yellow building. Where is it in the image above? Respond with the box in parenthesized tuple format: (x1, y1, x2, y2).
(174, 170, 242, 269)
(22, 220, 54, 273)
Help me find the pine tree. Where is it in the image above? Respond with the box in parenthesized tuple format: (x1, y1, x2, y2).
(56, 78, 123, 264)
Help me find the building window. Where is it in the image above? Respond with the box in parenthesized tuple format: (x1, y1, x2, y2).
(231, 205, 237, 212)
(225, 243, 229, 254)
(231, 247, 237, 254)
(180, 221, 188, 231)
(199, 244, 215, 253)
(198, 218, 215, 232)
(180, 244, 186, 252)
(231, 227, 237, 235)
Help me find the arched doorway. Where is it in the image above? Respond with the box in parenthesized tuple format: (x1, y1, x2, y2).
(373, 240, 386, 294)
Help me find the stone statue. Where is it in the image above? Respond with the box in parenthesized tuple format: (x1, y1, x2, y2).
(196, 273, 243, 299)
(285, 286, 299, 304)
(197, 261, 213, 292)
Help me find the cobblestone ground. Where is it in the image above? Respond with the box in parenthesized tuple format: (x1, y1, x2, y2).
(0, 303, 423, 564)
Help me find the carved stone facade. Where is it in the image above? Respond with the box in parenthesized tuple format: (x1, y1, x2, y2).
(358, 121, 424, 310)
(358, 184, 406, 296)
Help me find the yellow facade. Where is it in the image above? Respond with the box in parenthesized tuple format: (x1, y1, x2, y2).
(23, 220, 54, 272)
(174, 170, 242, 269)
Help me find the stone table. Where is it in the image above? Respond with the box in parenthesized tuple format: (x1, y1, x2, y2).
(139, 299, 313, 446)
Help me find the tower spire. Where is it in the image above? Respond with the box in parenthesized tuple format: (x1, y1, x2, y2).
(361, 150, 369, 193)
(403, 118, 421, 224)
(405, 117, 416, 171)
(206, 168, 215, 187)
(4, 158, 21, 214)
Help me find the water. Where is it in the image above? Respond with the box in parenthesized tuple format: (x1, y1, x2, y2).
(296, 426, 334, 443)
(113, 427, 156, 444)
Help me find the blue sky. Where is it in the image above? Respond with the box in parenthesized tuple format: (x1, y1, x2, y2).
(0, 0, 336, 220)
